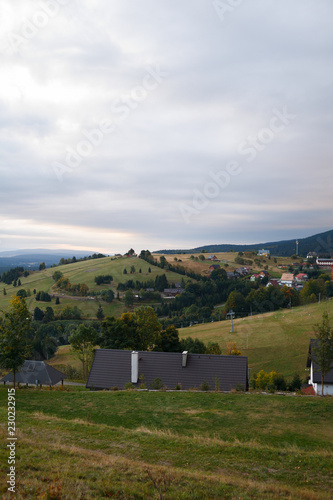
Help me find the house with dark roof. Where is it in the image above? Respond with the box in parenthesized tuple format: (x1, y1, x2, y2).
(163, 288, 184, 297)
(86, 349, 248, 392)
(306, 340, 333, 396)
(0, 360, 66, 387)
(209, 264, 220, 273)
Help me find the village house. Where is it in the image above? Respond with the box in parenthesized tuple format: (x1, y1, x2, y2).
(163, 288, 184, 297)
(280, 273, 295, 287)
(209, 264, 220, 273)
(306, 252, 317, 260)
(257, 249, 270, 257)
(306, 340, 333, 396)
(295, 273, 308, 282)
(266, 279, 280, 288)
(86, 349, 248, 392)
(208, 255, 219, 261)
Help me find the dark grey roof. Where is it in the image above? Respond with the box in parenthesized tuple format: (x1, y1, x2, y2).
(86, 349, 248, 391)
(307, 340, 333, 384)
(0, 360, 66, 385)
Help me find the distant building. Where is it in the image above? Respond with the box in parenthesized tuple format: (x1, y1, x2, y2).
(280, 273, 295, 287)
(163, 288, 184, 297)
(295, 273, 308, 282)
(266, 279, 280, 288)
(209, 264, 220, 273)
(316, 258, 333, 267)
(306, 252, 317, 260)
(258, 249, 270, 257)
(208, 255, 219, 261)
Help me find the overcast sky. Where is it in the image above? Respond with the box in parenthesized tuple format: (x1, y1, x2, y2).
(0, 0, 332, 254)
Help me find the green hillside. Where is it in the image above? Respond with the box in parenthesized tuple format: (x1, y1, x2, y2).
(179, 299, 333, 378)
(0, 256, 190, 317)
(157, 228, 333, 257)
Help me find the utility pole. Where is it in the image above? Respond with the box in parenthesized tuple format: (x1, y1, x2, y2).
(226, 310, 235, 333)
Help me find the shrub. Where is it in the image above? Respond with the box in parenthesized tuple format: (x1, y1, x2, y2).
(124, 382, 134, 390)
(255, 370, 270, 390)
(200, 379, 210, 391)
(151, 377, 164, 390)
(288, 373, 302, 392)
(235, 383, 245, 392)
(175, 383, 182, 390)
(249, 372, 257, 389)
(214, 377, 221, 392)
(64, 364, 81, 380)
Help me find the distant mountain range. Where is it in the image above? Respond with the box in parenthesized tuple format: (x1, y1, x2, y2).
(0, 249, 97, 273)
(156, 229, 333, 257)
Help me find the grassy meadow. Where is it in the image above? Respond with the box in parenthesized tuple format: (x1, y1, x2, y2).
(0, 255, 189, 317)
(0, 387, 332, 499)
(158, 251, 303, 277)
(179, 299, 333, 378)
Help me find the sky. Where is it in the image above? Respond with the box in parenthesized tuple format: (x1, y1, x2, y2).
(0, 0, 332, 255)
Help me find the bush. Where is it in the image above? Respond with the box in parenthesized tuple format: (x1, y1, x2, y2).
(124, 382, 134, 390)
(288, 373, 302, 392)
(200, 380, 210, 391)
(151, 377, 164, 390)
(64, 364, 81, 380)
(175, 383, 182, 390)
(235, 383, 245, 392)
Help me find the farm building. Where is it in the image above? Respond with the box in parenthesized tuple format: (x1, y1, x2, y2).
(86, 349, 248, 392)
(306, 340, 333, 396)
(0, 360, 66, 387)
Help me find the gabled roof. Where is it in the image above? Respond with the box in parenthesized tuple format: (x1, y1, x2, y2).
(87, 349, 248, 392)
(0, 360, 66, 386)
(307, 340, 333, 384)
(280, 273, 294, 281)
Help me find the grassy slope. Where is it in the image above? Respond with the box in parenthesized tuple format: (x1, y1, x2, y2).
(158, 251, 305, 277)
(0, 387, 332, 499)
(179, 299, 333, 378)
(0, 256, 189, 318)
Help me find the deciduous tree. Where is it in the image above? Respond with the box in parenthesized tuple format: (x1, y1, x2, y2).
(0, 297, 33, 386)
(311, 311, 333, 396)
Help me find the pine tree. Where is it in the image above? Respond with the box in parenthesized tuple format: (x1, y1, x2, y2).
(97, 305, 104, 320)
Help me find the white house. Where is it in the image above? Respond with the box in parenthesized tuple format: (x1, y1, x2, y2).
(307, 340, 333, 396)
(258, 249, 270, 257)
(280, 273, 295, 287)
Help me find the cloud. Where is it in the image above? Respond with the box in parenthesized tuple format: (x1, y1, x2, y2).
(0, 0, 332, 253)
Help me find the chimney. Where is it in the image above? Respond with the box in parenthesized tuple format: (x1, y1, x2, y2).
(182, 351, 188, 368)
(131, 351, 139, 383)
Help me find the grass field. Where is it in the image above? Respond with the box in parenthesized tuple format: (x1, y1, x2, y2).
(0, 387, 332, 499)
(0, 256, 190, 317)
(158, 251, 305, 277)
(179, 299, 333, 378)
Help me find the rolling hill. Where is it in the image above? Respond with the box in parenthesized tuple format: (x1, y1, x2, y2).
(156, 228, 333, 257)
(0, 255, 191, 317)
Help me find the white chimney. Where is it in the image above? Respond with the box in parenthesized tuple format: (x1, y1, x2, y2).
(131, 351, 139, 383)
(182, 351, 188, 368)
